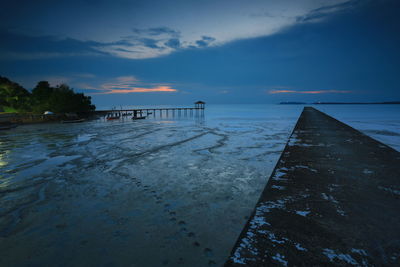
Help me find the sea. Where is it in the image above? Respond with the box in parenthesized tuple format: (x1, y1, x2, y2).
(0, 104, 399, 266)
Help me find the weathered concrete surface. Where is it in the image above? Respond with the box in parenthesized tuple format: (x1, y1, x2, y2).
(225, 107, 400, 266)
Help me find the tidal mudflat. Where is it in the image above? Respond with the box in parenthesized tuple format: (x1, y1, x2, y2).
(0, 105, 301, 266)
(1, 104, 399, 266)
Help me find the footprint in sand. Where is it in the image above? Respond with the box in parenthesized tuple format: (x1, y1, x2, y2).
(204, 248, 213, 257)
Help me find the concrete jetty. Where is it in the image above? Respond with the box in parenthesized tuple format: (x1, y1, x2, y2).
(225, 107, 400, 266)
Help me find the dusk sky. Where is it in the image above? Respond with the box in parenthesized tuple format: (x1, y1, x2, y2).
(1, 0, 399, 107)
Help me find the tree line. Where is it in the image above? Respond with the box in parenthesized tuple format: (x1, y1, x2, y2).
(0, 76, 95, 113)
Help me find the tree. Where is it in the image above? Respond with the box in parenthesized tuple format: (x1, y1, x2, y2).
(0, 76, 32, 111)
(31, 81, 53, 112)
(0, 76, 96, 113)
(44, 83, 95, 113)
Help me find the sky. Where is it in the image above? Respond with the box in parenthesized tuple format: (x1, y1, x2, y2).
(0, 0, 399, 107)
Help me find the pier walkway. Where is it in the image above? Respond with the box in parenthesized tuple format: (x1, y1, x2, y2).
(225, 107, 400, 266)
(95, 101, 206, 118)
(95, 107, 204, 118)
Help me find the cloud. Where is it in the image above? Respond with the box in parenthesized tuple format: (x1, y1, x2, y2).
(297, 0, 360, 23)
(116, 76, 138, 82)
(15, 73, 177, 94)
(1, 0, 360, 60)
(268, 89, 352, 94)
(131, 27, 180, 37)
(98, 85, 177, 94)
(139, 38, 162, 49)
(195, 36, 216, 48)
(165, 38, 181, 49)
(0, 30, 107, 60)
(75, 83, 99, 90)
(79, 76, 178, 94)
(92, 27, 183, 59)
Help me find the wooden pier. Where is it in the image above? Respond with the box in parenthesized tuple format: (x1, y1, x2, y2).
(95, 101, 205, 118)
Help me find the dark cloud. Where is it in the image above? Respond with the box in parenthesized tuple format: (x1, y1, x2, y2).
(113, 47, 137, 53)
(0, 30, 108, 59)
(147, 27, 179, 36)
(0, 27, 185, 60)
(139, 38, 160, 49)
(112, 39, 136, 47)
(202, 36, 216, 42)
(164, 38, 181, 49)
(195, 36, 216, 48)
(131, 27, 180, 37)
(297, 0, 362, 23)
(195, 40, 208, 47)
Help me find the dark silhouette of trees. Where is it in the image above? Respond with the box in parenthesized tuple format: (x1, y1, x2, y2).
(0, 76, 32, 111)
(0, 76, 95, 113)
(45, 84, 95, 113)
(31, 81, 53, 112)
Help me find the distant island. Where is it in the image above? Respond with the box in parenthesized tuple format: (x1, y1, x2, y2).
(279, 102, 307, 105)
(0, 76, 95, 114)
(280, 101, 400, 105)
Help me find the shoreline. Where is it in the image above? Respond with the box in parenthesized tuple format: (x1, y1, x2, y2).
(0, 112, 97, 125)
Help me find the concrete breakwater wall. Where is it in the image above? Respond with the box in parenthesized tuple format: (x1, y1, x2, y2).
(225, 107, 400, 266)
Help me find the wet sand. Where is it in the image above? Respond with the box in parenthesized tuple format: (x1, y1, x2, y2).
(0, 106, 300, 266)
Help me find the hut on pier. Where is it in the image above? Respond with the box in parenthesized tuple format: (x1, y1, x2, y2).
(195, 101, 205, 109)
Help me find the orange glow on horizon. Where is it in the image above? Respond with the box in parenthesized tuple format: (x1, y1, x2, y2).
(98, 85, 178, 94)
(269, 90, 297, 94)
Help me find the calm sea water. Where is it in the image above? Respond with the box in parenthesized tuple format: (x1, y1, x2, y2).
(316, 104, 400, 151)
(0, 104, 399, 266)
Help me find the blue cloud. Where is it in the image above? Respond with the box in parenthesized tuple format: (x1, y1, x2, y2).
(147, 27, 180, 36)
(0, 30, 110, 59)
(131, 27, 180, 37)
(0, 29, 175, 60)
(139, 38, 161, 49)
(195, 36, 216, 48)
(165, 38, 181, 49)
(297, 0, 362, 23)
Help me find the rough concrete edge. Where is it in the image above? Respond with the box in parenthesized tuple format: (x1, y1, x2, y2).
(223, 107, 307, 266)
(224, 106, 399, 266)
